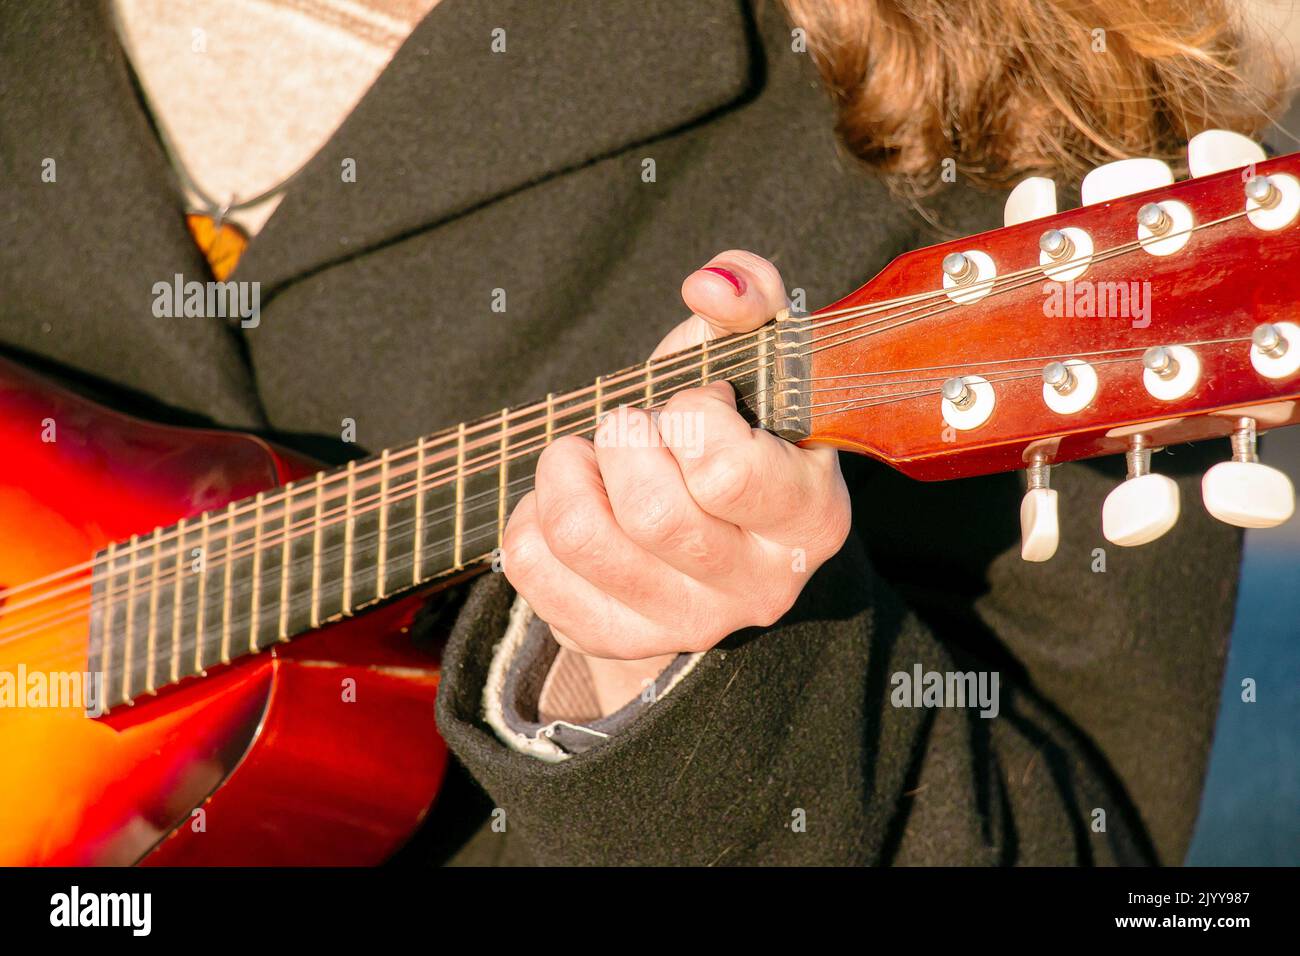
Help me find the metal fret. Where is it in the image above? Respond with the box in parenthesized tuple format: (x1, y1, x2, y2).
(310, 473, 323, 628)
(217, 501, 236, 669)
(248, 492, 264, 654)
(701, 340, 710, 384)
(278, 482, 293, 641)
(99, 541, 117, 688)
(169, 519, 185, 684)
(453, 422, 466, 569)
(595, 375, 604, 420)
(145, 527, 162, 694)
(757, 327, 771, 425)
(644, 358, 654, 405)
(194, 512, 209, 675)
(120, 534, 138, 703)
(377, 452, 389, 598)
(771, 308, 813, 441)
(412, 438, 425, 584)
(545, 393, 554, 443)
(497, 408, 509, 547)
(342, 461, 356, 614)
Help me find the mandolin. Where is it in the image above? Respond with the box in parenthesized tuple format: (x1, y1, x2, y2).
(2, 130, 1297, 865)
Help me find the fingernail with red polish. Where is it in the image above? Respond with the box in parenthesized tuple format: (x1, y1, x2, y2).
(702, 266, 746, 296)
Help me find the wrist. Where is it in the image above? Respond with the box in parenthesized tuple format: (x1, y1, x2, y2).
(539, 645, 678, 722)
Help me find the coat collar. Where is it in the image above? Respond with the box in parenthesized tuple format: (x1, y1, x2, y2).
(216, 0, 758, 292)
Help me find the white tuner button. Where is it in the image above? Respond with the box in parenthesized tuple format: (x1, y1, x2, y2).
(1081, 158, 1174, 206)
(1004, 176, 1058, 226)
(1020, 456, 1058, 562)
(1021, 489, 1059, 562)
(1102, 436, 1181, 546)
(1203, 462, 1296, 528)
(1103, 475, 1181, 546)
(1202, 418, 1296, 528)
(1187, 130, 1267, 178)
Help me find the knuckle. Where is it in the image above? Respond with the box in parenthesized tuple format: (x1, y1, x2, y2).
(750, 587, 796, 629)
(690, 537, 736, 578)
(686, 444, 753, 515)
(618, 487, 685, 547)
(540, 493, 604, 560)
(819, 494, 853, 557)
(501, 523, 547, 587)
(536, 434, 591, 483)
(663, 387, 708, 418)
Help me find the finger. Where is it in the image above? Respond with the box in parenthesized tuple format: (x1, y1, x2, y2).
(593, 405, 757, 582)
(653, 250, 789, 357)
(532, 435, 707, 625)
(661, 383, 850, 549)
(501, 492, 663, 660)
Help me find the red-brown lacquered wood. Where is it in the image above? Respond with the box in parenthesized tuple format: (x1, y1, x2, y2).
(806, 153, 1300, 480)
(0, 357, 447, 865)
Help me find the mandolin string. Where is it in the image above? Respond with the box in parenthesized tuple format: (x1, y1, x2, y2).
(3, 208, 1216, 600)
(808, 338, 1253, 395)
(0, 207, 1235, 604)
(0, 331, 787, 602)
(0, 298, 1196, 635)
(0, 223, 1172, 612)
(13, 231, 1165, 624)
(0, 303, 1257, 642)
(0, 364, 1106, 668)
(2, 334, 1250, 670)
(8, 338, 1252, 683)
(0, 209, 1255, 638)
(0, 315, 1259, 644)
(0, 342, 786, 618)
(1, 363, 801, 648)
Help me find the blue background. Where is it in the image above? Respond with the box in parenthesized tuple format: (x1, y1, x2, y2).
(1185, 117, 1300, 865)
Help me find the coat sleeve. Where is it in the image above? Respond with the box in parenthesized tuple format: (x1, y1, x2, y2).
(433, 448, 1238, 866)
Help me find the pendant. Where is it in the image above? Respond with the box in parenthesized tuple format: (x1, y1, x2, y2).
(185, 213, 249, 281)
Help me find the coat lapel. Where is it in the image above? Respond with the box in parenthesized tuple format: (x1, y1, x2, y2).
(234, 0, 757, 292)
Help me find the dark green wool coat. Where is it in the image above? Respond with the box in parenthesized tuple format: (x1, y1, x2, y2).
(0, 0, 1239, 865)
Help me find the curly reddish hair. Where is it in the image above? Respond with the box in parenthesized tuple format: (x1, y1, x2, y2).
(782, 0, 1289, 194)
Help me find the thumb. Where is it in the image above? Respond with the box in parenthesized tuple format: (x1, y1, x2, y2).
(652, 250, 789, 358)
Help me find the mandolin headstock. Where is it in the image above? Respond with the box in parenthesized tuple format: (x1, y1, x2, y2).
(803, 130, 1300, 559)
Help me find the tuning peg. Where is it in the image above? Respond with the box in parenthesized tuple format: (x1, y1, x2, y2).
(1250, 322, 1300, 379)
(1202, 418, 1295, 528)
(1020, 455, 1059, 561)
(1004, 176, 1057, 226)
(1187, 130, 1266, 178)
(1102, 435, 1180, 546)
(1244, 173, 1300, 231)
(1081, 158, 1174, 206)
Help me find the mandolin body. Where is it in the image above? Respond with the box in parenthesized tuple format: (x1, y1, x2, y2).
(0, 357, 448, 865)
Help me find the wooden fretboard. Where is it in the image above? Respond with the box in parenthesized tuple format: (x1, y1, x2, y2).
(86, 316, 810, 710)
